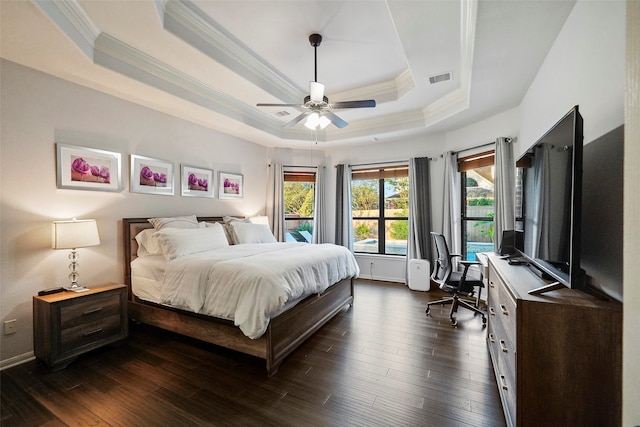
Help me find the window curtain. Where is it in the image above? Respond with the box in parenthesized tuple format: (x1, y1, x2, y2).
(406, 157, 432, 284)
(442, 152, 461, 270)
(335, 164, 353, 251)
(531, 143, 555, 259)
(312, 166, 327, 243)
(266, 163, 285, 242)
(494, 137, 515, 252)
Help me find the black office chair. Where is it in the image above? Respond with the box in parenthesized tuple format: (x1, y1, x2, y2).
(425, 232, 487, 327)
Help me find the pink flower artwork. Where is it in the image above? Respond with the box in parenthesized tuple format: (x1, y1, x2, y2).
(70, 156, 110, 184)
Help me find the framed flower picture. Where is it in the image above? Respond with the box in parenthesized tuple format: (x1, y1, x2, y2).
(130, 154, 174, 195)
(181, 165, 214, 198)
(218, 172, 243, 199)
(56, 143, 122, 192)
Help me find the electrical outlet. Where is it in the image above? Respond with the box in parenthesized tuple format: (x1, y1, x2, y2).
(4, 319, 17, 335)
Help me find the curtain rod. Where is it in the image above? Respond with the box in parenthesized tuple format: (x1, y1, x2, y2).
(268, 164, 321, 168)
(446, 137, 514, 156)
(340, 157, 438, 168)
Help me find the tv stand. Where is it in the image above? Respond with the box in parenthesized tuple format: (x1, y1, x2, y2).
(486, 254, 622, 427)
(527, 280, 564, 295)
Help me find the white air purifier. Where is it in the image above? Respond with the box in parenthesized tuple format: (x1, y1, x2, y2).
(408, 259, 431, 291)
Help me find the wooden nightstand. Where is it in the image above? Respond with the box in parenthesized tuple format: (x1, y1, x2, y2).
(33, 283, 128, 371)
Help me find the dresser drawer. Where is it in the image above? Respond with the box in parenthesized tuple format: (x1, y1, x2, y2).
(60, 314, 123, 353)
(60, 293, 121, 329)
(496, 283, 517, 347)
(497, 353, 517, 425)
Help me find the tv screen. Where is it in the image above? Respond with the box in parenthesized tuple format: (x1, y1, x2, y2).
(517, 106, 585, 294)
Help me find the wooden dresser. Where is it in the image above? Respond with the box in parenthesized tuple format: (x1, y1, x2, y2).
(33, 283, 128, 370)
(486, 255, 622, 427)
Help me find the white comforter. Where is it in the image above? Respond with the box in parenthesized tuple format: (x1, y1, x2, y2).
(159, 242, 359, 339)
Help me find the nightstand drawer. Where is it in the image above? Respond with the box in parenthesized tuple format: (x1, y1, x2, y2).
(60, 293, 120, 329)
(60, 314, 122, 352)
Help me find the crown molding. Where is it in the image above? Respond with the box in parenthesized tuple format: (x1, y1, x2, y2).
(33, 0, 99, 60)
(162, 0, 304, 103)
(93, 33, 282, 135)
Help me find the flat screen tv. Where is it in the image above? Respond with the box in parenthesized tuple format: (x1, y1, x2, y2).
(517, 106, 585, 295)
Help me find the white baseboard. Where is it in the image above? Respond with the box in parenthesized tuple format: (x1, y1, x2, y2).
(0, 352, 35, 371)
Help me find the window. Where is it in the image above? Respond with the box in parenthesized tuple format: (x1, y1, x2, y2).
(351, 165, 408, 255)
(283, 169, 315, 242)
(460, 151, 495, 260)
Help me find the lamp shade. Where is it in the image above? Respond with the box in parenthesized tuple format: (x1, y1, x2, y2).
(52, 219, 100, 249)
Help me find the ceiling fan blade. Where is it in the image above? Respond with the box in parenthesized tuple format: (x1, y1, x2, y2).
(324, 111, 348, 128)
(284, 111, 311, 128)
(257, 103, 303, 108)
(309, 81, 325, 102)
(332, 100, 376, 109)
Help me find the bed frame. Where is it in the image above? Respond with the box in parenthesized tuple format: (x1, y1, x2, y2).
(123, 217, 354, 376)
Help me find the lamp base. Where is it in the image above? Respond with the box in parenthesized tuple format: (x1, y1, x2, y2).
(64, 285, 89, 293)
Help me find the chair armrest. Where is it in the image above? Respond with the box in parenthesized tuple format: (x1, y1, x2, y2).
(459, 260, 484, 281)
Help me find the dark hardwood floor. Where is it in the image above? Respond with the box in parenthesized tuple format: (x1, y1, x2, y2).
(1, 280, 505, 427)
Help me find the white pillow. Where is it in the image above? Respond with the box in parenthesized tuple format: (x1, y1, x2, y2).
(222, 216, 249, 244)
(154, 223, 229, 260)
(204, 221, 236, 245)
(135, 228, 163, 256)
(231, 222, 277, 244)
(148, 215, 199, 230)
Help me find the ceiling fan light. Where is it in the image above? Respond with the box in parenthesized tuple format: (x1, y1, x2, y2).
(309, 82, 325, 103)
(318, 115, 331, 129)
(304, 112, 320, 129)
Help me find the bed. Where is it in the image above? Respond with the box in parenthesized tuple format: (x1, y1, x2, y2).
(123, 216, 358, 376)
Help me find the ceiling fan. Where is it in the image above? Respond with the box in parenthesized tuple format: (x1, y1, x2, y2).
(257, 34, 376, 130)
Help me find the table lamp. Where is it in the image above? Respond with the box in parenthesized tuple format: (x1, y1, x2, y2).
(52, 218, 100, 292)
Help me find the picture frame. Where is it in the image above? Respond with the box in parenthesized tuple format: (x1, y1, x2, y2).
(218, 172, 243, 199)
(181, 165, 214, 198)
(56, 143, 122, 192)
(130, 154, 175, 195)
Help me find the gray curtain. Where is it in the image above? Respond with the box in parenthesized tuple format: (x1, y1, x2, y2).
(266, 163, 285, 241)
(335, 164, 353, 251)
(442, 152, 461, 269)
(406, 157, 432, 284)
(494, 137, 515, 252)
(312, 166, 327, 243)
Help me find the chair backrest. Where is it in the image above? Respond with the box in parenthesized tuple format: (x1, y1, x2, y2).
(431, 232, 453, 286)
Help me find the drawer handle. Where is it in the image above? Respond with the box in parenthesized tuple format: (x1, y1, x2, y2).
(500, 304, 509, 316)
(500, 374, 509, 391)
(500, 340, 509, 353)
(489, 307, 496, 316)
(83, 327, 103, 336)
(488, 333, 496, 343)
(82, 307, 103, 316)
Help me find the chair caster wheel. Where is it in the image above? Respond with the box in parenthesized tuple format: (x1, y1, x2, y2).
(425, 307, 431, 316)
(450, 319, 458, 326)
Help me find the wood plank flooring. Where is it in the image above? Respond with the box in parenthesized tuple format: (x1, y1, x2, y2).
(1, 279, 506, 427)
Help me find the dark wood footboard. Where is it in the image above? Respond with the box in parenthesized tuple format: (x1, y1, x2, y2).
(123, 217, 354, 376)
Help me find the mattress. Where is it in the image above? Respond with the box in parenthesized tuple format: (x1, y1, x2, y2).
(130, 242, 359, 339)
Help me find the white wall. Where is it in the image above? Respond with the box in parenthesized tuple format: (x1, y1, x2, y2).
(0, 60, 269, 365)
(517, 0, 625, 156)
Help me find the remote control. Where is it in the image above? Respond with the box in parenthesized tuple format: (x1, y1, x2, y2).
(38, 287, 64, 296)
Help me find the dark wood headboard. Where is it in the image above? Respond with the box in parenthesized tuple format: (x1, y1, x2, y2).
(122, 217, 225, 299)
